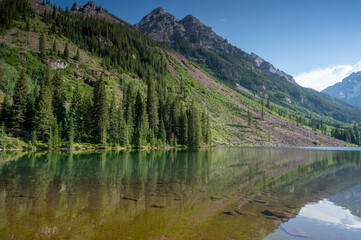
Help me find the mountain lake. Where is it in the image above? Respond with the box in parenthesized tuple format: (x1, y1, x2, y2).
(1, 147, 361, 239)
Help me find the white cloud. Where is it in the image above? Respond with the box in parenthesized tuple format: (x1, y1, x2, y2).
(294, 61, 361, 91)
(300, 199, 361, 229)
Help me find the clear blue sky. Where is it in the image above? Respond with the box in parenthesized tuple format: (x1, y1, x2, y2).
(51, 0, 361, 85)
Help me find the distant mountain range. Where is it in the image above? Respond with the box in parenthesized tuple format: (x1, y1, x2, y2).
(323, 72, 361, 108)
(135, 7, 361, 124)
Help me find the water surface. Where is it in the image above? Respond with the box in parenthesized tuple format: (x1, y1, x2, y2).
(0, 147, 360, 239)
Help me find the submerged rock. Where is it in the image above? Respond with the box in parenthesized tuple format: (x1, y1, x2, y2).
(121, 196, 138, 202)
(262, 210, 291, 219)
(151, 204, 165, 208)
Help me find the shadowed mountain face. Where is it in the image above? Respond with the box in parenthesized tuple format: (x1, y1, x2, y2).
(135, 7, 296, 84)
(323, 72, 361, 108)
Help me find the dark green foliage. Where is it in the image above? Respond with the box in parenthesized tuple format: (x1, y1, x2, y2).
(1, 94, 11, 126)
(11, 70, 28, 128)
(46, 5, 167, 78)
(63, 43, 69, 60)
(0, 1, 213, 148)
(52, 40, 57, 56)
(247, 110, 252, 127)
(93, 77, 108, 144)
(52, 71, 65, 125)
(0, 0, 32, 34)
(187, 105, 201, 148)
(147, 73, 158, 131)
(35, 72, 55, 142)
(75, 48, 80, 61)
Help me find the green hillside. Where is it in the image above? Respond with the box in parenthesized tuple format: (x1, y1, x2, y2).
(0, 0, 358, 149)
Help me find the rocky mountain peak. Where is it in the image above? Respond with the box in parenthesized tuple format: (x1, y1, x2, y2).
(136, 7, 296, 84)
(323, 71, 361, 108)
(70, 1, 123, 23)
(151, 7, 166, 15)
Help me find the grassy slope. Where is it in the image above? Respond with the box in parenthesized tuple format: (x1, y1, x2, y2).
(0, 14, 350, 147)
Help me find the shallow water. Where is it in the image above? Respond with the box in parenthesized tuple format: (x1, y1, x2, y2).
(0, 147, 360, 239)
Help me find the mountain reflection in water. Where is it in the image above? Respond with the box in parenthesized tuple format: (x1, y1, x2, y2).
(0, 148, 360, 239)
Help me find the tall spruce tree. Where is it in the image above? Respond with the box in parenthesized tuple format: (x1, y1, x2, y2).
(93, 77, 108, 144)
(52, 71, 65, 125)
(12, 70, 28, 129)
(1, 94, 11, 126)
(147, 73, 158, 131)
(35, 72, 55, 142)
(63, 42, 69, 60)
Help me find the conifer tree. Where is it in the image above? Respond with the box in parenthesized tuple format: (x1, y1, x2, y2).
(25, 89, 36, 130)
(68, 117, 74, 148)
(39, 32, 45, 57)
(147, 73, 158, 131)
(52, 40, 57, 56)
(247, 110, 252, 127)
(12, 70, 28, 129)
(1, 94, 11, 126)
(52, 71, 66, 131)
(63, 42, 69, 60)
(108, 95, 119, 144)
(179, 111, 188, 145)
(35, 72, 55, 141)
(118, 107, 129, 147)
(93, 77, 108, 144)
(261, 100, 264, 121)
(75, 48, 80, 61)
(159, 117, 167, 144)
(70, 84, 82, 141)
(188, 106, 201, 148)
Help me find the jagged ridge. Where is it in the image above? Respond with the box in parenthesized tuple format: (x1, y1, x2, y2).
(135, 7, 296, 84)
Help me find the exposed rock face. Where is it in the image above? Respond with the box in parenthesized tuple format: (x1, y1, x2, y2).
(323, 71, 361, 108)
(135, 8, 296, 83)
(135, 8, 228, 50)
(46, 59, 68, 69)
(70, 1, 124, 24)
(249, 53, 296, 84)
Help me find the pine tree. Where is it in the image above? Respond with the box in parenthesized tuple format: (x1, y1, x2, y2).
(187, 106, 201, 148)
(118, 107, 129, 147)
(39, 32, 45, 57)
(1, 94, 11, 127)
(247, 110, 252, 127)
(68, 116, 74, 148)
(52, 71, 65, 123)
(35, 72, 55, 142)
(12, 70, 28, 129)
(70, 84, 82, 141)
(52, 40, 57, 56)
(25, 90, 36, 130)
(93, 77, 108, 144)
(108, 95, 119, 144)
(201, 110, 211, 145)
(147, 73, 158, 131)
(75, 48, 80, 61)
(63, 42, 69, 60)
(179, 111, 188, 145)
(159, 118, 166, 144)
